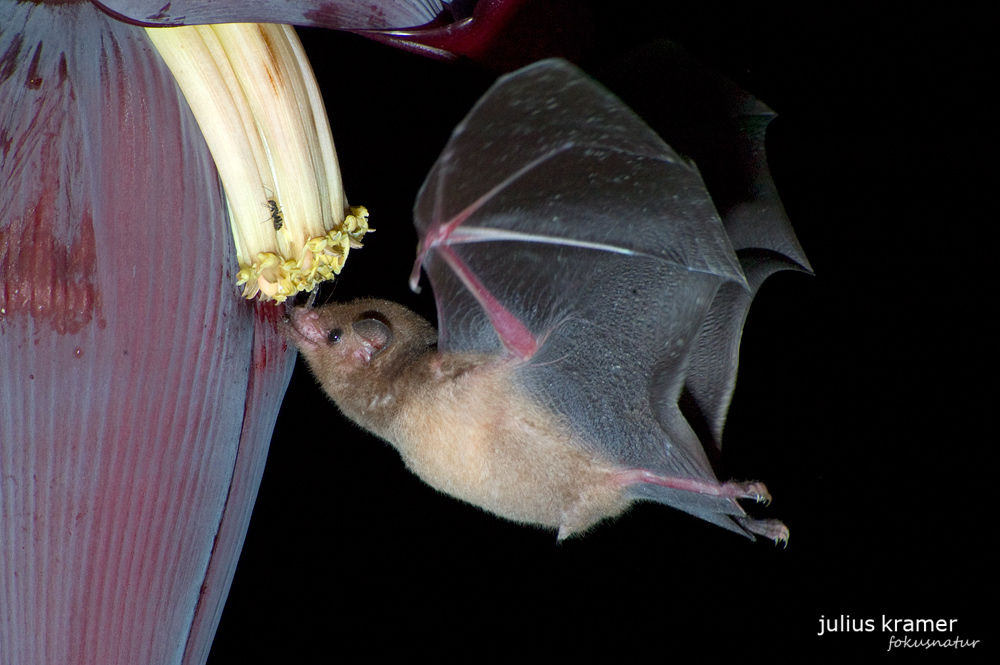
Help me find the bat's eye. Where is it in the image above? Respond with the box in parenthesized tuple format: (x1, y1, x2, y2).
(327, 328, 343, 344)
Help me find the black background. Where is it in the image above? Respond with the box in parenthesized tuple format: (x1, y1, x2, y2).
(208, 3, 989, 660)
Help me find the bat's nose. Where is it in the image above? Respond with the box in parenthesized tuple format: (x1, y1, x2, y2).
(285, 307, 326, 345)
(291, 307, 319, 324)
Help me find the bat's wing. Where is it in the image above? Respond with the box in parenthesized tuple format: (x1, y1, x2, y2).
(597, 41, 812, 450)
(411, 59, 802, 536)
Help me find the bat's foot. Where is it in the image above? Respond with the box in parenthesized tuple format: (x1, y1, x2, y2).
(736, 517, 789, 546)
(722, 480, 771, 505)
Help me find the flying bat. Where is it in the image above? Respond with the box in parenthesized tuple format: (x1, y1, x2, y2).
(286, 58, 809, 542)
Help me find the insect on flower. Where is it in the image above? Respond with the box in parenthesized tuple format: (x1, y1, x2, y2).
(260, 186, 284, 231)
(265, 198, 283, 231)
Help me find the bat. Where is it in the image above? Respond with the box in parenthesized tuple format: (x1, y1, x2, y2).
(286, 58, 809, 542)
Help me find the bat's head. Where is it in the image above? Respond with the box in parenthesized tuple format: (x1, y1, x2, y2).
(284, 298, 438, 411)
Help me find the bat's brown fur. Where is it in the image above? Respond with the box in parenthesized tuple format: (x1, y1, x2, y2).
(287, 299, 629, 539)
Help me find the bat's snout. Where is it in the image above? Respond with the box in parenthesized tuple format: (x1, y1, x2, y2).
(284, 307, 326, 348)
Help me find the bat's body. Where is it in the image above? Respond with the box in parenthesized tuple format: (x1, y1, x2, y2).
(289, 300, 627, 539)
(288, 59, 808, 543)
(289, 298, 785, 542)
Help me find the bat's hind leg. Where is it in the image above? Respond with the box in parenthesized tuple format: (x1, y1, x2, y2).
(621, 469, 773, 503)
(721, 480, 771, 504)
(735, 516, 789, 545)
(621, 470, 789, 544)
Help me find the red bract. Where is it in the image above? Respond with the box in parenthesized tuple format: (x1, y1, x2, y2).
(97, 0, 591, 72)
(0, 3, 294, 663)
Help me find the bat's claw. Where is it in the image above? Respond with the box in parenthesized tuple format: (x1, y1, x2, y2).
(723, 480, 772, 505)
(736, 517, 789, 546)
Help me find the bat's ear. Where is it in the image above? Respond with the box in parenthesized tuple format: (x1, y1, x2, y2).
(352, 318, 393, 365)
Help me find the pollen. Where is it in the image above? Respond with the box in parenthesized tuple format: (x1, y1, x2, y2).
(236, 207, 371, 303)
